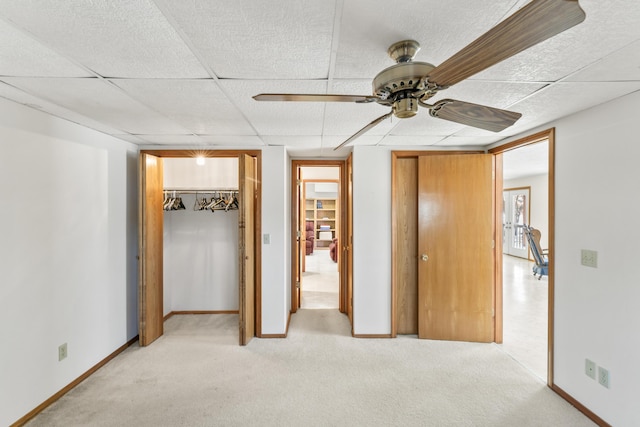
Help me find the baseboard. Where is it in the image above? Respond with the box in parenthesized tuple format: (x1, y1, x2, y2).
(11, 335, 138, 427)
(164, 310, 239, 321)
(551, 384, 611, 427)
(353, 334, 393, 338)
(260, 333, 287, 338)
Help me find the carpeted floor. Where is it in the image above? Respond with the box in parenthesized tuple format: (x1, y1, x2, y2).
(26, 310, 595, 426)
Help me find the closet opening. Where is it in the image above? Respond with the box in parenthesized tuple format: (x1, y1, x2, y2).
(291, 159, 352, 330)
(139, 150, 261, 346)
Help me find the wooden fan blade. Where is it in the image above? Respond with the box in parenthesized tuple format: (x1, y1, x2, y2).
(428, 0, 585, 87)
(429, 99, 522, 132)
(333, 111, 393, 151)
(253, 93, 378, 103)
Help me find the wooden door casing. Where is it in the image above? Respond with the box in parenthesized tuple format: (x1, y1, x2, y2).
(139, 153, 164, 346)
(417, 154, 494, 342)
(239, 154, 256, 346)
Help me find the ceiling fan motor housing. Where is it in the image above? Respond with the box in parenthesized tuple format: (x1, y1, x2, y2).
(373, 61, 435, 118)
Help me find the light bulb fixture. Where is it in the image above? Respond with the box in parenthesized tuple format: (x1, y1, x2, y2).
(196, 156, 205, 166)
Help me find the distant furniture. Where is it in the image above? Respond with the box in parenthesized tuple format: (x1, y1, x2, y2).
(305, 221, 315, 255)
(523, 225, 548, 280)
(329, 238, 338, 262)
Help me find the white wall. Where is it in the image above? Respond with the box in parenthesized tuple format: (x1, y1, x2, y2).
(0, 98, 138, 426)
(162, 159, 240, 314)
(352, 147, 392, 335)
(495, 90, 640, 426)
(261, 146, 290, 334)
(504, 173, 549, 249)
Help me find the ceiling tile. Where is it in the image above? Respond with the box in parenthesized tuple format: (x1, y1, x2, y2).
(334, 0, 518, 79)
(112, 134, 148, 144)
(2, 77, 192, 134)
(378, 135, 446, 146)
(157, 0, 336, 79)
(218, 80, 327, 135)
(197, 135, 264, 146)
(455, 81, 640, 138)
(134, 135, 205, 145)
(111, 79, 256, 135)
(0, 0, 208, 78)
(0, 18, 92, 77)
(435, 135, 506, 147)
(474, 0, 640, 82)
(567, 39, 640, 82)
(262, 136, 321, 147)
(0, 80, 127, 135)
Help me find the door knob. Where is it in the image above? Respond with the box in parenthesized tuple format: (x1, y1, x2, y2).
(421, 254, 429, 262)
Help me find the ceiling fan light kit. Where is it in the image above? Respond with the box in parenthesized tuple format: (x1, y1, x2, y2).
(252, 0, 586, 150)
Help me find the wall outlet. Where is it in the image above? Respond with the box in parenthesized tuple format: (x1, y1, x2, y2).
(58, 343, 67, 361)
(585, 359, 596, 379)
(598, 366, 610, 388)
(581, 249, 598, 268)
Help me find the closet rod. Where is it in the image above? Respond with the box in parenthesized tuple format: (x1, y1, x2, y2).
(163, 189, 239, 194)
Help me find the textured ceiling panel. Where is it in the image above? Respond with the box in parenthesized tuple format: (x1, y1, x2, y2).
(334, 0, 518, 79)
(2, 77, 192, 134)
(112, 79, 255, 135)
(197, 135, 264, 146)
(378, 135, 446, 146)
(567, 39, 640, 82)
(475, 0, 640, 82)
(0, 0, 208, 78)
(218, 80, 327, 135)
(262, 136, 321, 147)
(434, 135, 506, 147)
(0, 18, 92, 77)
(157, 0, 335, 79)
(322, 135, 385, 150)
(390, 114, 465, 136)
(455, 81, 640, 138)
(134, 135, 206, 144)
(0, 80, 125, 135)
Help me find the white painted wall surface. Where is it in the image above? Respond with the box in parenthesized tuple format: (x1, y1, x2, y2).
(0, 98, 137, 427)
(261, 146, 290, 334)
(496, 90, 640, 427)
(163, 196, 239, 313)
(352, 146, 392, 335)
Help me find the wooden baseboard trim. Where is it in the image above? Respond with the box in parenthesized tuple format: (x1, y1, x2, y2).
(551, 384, 611, 427)
(11, 335, 138, 427)
(164, 310, 239, 322)
(260, 333, 287, 338)
(353, 334, 393, 338)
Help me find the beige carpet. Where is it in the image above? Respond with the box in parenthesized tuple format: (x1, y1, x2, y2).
(26, 311, 594, 426)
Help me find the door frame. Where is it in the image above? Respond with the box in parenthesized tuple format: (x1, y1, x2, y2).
(290, 160, 349, 319)
(138, 149, 262, 343)
(489, 128, 555, 386)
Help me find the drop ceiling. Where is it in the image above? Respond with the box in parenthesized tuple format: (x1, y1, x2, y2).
(0, 0, 639, 158)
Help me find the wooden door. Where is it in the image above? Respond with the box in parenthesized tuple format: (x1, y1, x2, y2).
(296, 168, 303, 309)
(346, 155, 354, 324)
(418, 154, 494, 342)
(238, 154, 256, 345)
(503, 188, 530, 258)
(139, 153, 164, 346)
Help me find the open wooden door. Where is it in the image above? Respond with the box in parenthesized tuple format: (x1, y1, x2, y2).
(238, 154, 256, 345)
(346, 154, 354, 325)
(139, 153, 164, 346)
(418, 154, 494, 342)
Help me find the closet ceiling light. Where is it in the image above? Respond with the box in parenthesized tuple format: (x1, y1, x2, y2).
(196, 156, 205, 166)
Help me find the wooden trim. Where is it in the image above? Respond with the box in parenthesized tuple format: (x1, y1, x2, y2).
(494, 154, 504, 343)
(170, 310, 239, 316)
(139, 149, 262, 341)
(260, 333, 287, 338)
(390, 153, 398, 338)
(353, 334, 393, 338)
(10, 336, 138, 427)
(392, 150, 483, 159)
(551, 385, 611, 427)
(490, 128, 555, 386)
(290, 160, 347, 317)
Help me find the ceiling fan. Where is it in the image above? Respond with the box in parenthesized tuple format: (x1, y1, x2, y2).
(253, 0, 585, 150)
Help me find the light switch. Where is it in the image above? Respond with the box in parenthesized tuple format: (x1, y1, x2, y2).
(581, 249, 597, 268)
(263, 234, 270, 245)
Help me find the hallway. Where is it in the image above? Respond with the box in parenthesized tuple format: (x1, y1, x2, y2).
(301, 250, 339, 310)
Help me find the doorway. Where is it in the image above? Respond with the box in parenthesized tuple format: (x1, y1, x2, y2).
(290, 160, 351, 324)
(139, 150, 261, 346)
(493, 133, 552, 382)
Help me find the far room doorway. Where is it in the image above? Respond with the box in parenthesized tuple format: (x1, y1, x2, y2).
(291, 160, 351, 324)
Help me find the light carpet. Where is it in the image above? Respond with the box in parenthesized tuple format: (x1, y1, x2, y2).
(26, 311, 594, 426)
